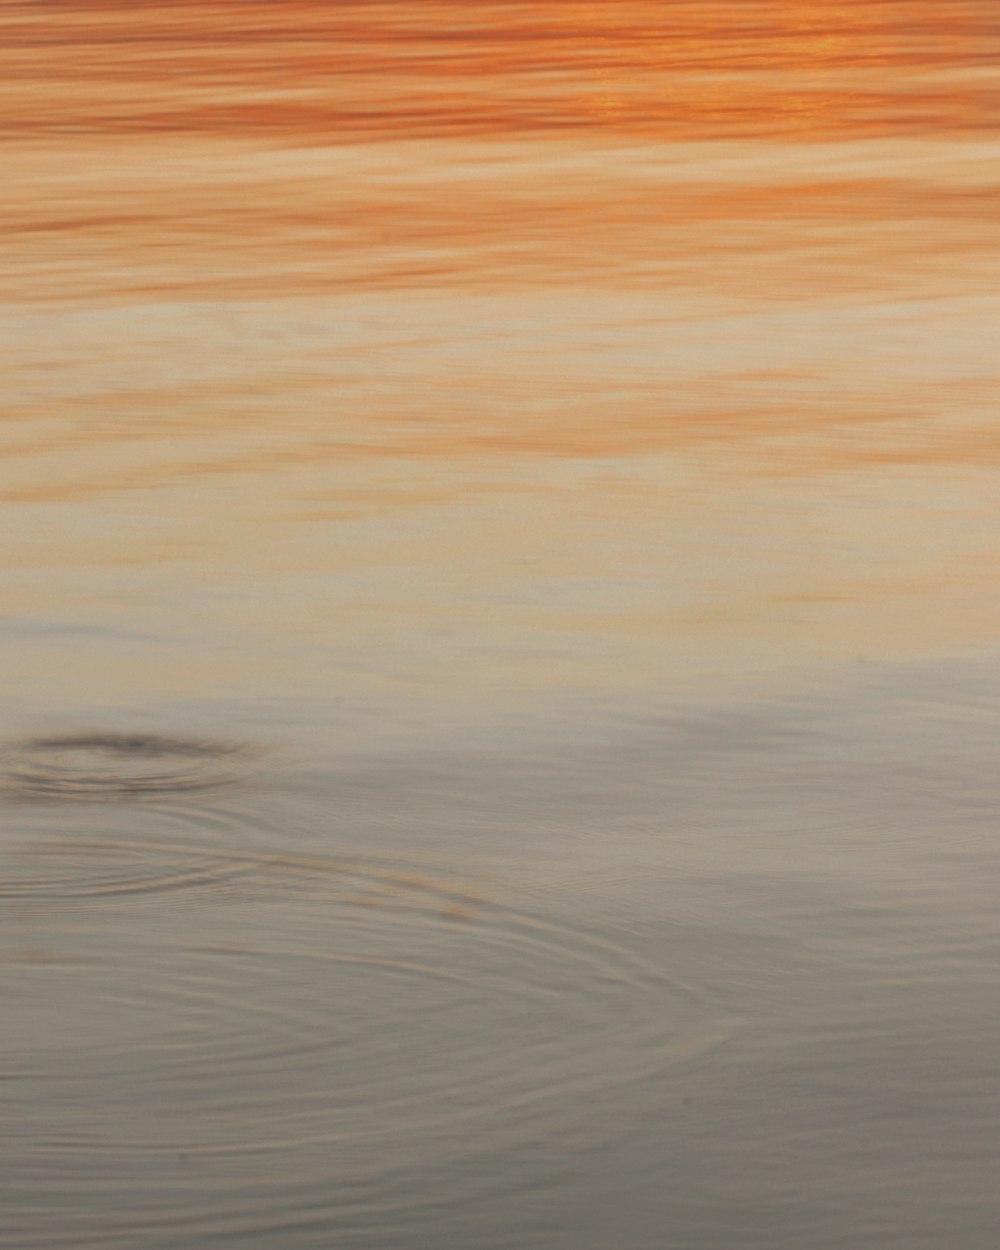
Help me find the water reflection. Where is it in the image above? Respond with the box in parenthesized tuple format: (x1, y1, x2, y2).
(3, 1, 995, 141)
(4, 2, 1000, 1248)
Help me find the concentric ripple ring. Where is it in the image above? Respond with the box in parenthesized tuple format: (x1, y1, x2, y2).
(0, 733, 252, 799)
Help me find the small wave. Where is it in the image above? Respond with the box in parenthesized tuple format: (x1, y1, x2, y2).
(0, 733, 253, 799)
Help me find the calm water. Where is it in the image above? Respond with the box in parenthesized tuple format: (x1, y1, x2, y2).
(3, 3, 1000, 1246)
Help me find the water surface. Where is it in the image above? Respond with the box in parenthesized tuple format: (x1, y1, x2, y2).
(3, 3, 1000, 1247)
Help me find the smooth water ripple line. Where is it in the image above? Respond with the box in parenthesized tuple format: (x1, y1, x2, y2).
(5, 841, 724, 1175)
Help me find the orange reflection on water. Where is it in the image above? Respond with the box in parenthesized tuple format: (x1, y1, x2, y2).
(3, 135, 997, 306)
(1, 0, 997, 310)
(2, 0, 1000, 705)
(1, 0, 995, 143)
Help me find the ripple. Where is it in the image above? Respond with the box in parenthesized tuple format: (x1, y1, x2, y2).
(12, 885, 717, 1141)
(0, 733, 252, 799)
(4, 840, 724, 1248)
(0, 794, 267, 906)
(0, 837, 257, 901)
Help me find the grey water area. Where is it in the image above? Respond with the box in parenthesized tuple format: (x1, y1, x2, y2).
(3, 653, 1000, 1250)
